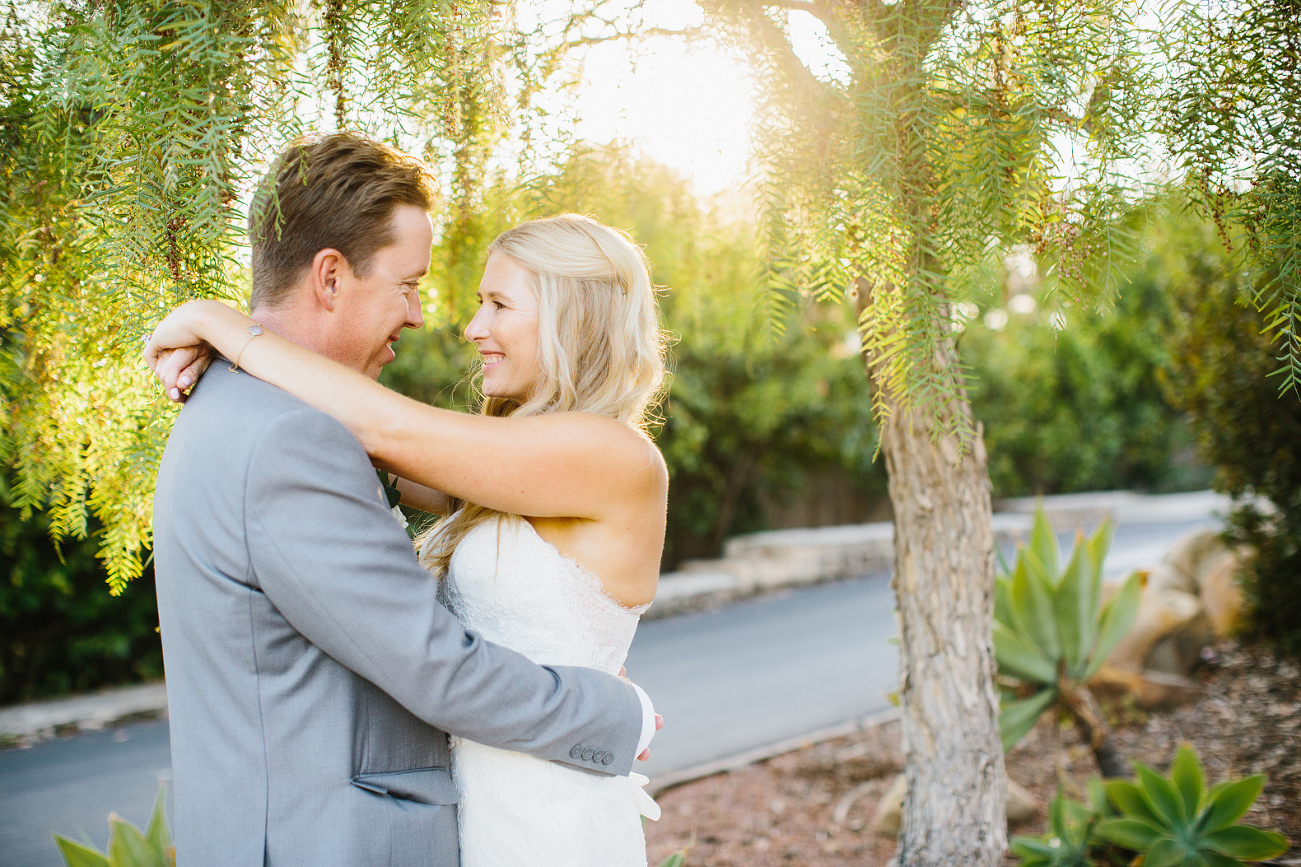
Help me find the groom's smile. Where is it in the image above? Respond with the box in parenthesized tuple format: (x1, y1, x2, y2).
(327, 204, 434, 380)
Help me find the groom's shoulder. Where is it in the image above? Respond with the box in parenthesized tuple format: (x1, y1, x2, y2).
(170, 363, 354, 454)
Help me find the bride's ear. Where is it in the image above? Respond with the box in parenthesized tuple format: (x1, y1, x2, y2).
(311, 248, 346, 312)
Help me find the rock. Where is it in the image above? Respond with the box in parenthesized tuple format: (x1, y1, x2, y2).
(1006, 779, 1039, 825)
(1200, 549, 1248, 637)
(1090, 664, 1202, 709)
(869, 773, 1039, 838)
(1106, 587, 1206, 676)
(1162, 530, 1229, 593)
(871, 774, 907, 838)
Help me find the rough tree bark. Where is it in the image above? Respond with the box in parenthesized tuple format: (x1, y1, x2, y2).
(867, 327, 1008, 865)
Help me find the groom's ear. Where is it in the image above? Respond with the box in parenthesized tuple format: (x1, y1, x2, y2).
(310, 248, 346, 312)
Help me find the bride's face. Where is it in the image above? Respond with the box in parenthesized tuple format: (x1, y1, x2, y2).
(465, 252, 542, 402)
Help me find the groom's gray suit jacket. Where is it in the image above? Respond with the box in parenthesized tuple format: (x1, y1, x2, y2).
(153, 364, 641, 867)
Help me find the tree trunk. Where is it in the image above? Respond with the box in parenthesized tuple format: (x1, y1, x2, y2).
(872, 339, 1007, 866)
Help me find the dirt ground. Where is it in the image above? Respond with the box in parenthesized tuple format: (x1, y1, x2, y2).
(644, 641, 1301, 866)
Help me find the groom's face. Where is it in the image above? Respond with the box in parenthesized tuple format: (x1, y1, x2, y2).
(328, 204, 434, 379)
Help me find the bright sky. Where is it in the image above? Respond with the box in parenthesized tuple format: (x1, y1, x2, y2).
(557, 3, 845, 196)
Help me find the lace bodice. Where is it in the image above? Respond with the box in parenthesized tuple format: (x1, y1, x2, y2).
(430, 515, 648, 674)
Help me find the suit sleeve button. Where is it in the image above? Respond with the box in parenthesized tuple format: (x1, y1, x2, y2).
(602, 753, 614, 765)
(570, 745, 583, 759)
(581, 748, 594, 761)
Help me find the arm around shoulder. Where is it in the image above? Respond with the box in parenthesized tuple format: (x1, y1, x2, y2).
(242, 408, 644, 773)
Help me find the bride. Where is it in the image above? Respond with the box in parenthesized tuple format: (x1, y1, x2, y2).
(146, 213, 668, 866)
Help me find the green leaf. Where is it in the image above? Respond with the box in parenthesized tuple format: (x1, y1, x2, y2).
(994, 573, 1019, 632)
(1203, 776, 1266, 833)
(145, 786, 170, 855)
(1203, 825, 1289, 860)
(1104, 780, 1162, 825)
(1085, 571, 1142, 679)
(993, 620, 1059, 684)
(107, 815, 163, 867)
(999, 687, 1058, 751)
(656, 853, 685, 867)
(1095, 817, 1166, 851)
(1146, 838, 1188, 867)
(1030, 506, 1060, 578)
(1170, 745, 1206, 820)
(1136, 763, 1188, 825)
(52, 836, 111, 867)
(1085, 519, 1115, 590)
(1054, 540, 1091, 675)
(1012, 547, 1061, 663)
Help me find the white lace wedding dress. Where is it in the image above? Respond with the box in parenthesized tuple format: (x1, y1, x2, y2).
(422, 514, 658, 867)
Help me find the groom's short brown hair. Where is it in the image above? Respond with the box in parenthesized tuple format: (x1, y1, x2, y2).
(248, 132, 436, 309)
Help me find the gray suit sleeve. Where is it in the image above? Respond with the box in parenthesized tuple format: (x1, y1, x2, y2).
(243, 408, 642, 776)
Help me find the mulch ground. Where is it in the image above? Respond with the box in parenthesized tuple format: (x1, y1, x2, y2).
(645, 641, 1301, 866)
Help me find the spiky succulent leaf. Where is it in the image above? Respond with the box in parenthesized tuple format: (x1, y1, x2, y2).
(108, 814, 164, 867)
(1203, 775, 1267, 833)
(1055, 539, 1093, 676)
(995, 573, 1020, 633)
(1085, 571, 1143, 679)
(145, 786, 170, 855)
(999, 687, 1058, 751)
(1085, 519, 1115, 589)
(1203, 825, 1289, 861)
(1136, 762, 1188, 825)
(994, 621, 1059, 684)
(1170, 744, 1207, 819)
(52, 837, 111, 867)
(1145, 837, 1189, 867)
(1029, 507, 1061, 578)
(1095, 817, 1167, 850)
(1012, 546, 1061, 662)
(1105, 779, 1163, 825)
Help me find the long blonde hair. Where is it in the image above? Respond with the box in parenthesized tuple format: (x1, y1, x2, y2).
(420, 214, 667, 575)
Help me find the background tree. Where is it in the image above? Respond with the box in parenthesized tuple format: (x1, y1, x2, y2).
(696, 0, 1161, 862)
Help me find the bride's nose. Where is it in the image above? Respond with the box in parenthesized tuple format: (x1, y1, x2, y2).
(464, 308, 489, 342)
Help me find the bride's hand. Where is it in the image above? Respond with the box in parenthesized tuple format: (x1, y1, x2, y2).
(144, 299, 238, 401)
(151, 345, 213, 402)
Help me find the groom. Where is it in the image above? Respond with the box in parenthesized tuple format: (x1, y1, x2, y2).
(151, 132, 654, 866)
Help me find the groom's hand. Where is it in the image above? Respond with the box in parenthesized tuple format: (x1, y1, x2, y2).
(638, 714, 664, 762)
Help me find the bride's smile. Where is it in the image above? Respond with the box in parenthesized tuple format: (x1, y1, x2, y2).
(466, 252, 542, 402)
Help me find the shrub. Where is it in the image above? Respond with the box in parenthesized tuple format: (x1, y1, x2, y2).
(1161, 205, 1301, 657)
(0, 469, 162, 704)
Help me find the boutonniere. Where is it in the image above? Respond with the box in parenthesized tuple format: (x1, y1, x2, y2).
(377, 470, 411, 535)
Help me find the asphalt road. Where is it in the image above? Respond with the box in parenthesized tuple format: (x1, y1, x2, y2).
(0, 513, 1219, 866)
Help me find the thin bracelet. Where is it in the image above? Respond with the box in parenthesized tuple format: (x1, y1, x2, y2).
(228, 324, 264, 372)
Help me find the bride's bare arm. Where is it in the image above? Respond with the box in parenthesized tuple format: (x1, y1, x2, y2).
(145, 300, 663, 520)
(394, 477, 452, 516)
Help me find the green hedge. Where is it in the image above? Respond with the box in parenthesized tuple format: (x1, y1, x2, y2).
(1, 469, 162, 704)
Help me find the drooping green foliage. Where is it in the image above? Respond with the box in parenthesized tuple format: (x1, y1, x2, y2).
(1096, 745, 1289, 866)
(702, 0, 1160, 433)
(1159, 0, 1301, 397)
(993, 507, 1142, 768)
(0, 0, 505, 589)
(55, 785, 172, 867)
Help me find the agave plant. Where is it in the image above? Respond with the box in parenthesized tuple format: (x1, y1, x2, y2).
(994, 507, 1144, 777)
(54, 785, 173, 867)
(1097, 745, 1289, 866)
(1010, 779, 1111, 867)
